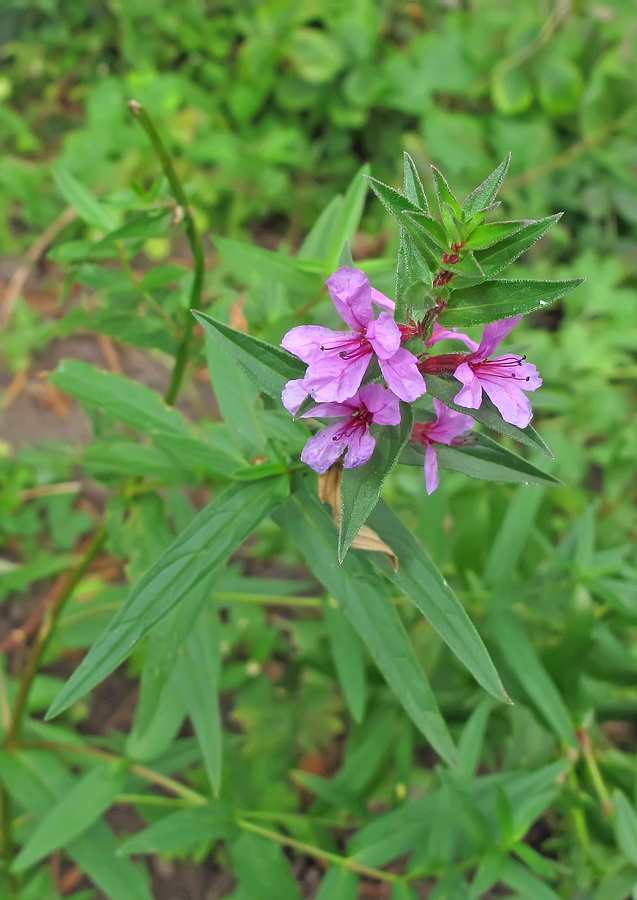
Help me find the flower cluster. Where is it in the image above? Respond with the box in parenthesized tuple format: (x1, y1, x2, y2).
(280, 266, 542, 492)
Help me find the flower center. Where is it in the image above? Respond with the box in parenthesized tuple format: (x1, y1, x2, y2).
(319, 333, 371, 361)
(332, 405, 372, 441)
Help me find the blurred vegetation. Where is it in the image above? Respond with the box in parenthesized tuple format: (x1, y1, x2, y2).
(1, 1, 637, 898)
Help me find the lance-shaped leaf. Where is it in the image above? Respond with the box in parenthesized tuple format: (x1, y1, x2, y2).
(12, 760, 127, 872)
(193, 311, 305, 400)
(275, 488, 459, 766)
(367, 501, 509, 705)
(402, 152, 429, 211)
(440, 277, 584, 327)
(424, 373, 551, 456)
(52, 163, 117, 232)
(431, 166, 462, 218)
(464, 220, 529, 250)
(119, 805, 235, 856)
(472, 214, 563, 279)
(400, 433, 561, 487)
(47, 478, 284, 718)
(215, 236, 320, 291)
(339, 403, 414, 562)
(462, 154, 511, 217)
(395, 231, 433, 318)
(404, 211, 447, 250)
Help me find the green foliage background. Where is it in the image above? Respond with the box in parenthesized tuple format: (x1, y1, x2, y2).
(1, 1, 636, 898)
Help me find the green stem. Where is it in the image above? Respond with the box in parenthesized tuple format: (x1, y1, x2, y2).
(128, 100, 206, 406)
(6, 527, 107, 748)
(237, 819, 401, 884)
(578, 729, 613, 817)
(0, 786, 19, 898)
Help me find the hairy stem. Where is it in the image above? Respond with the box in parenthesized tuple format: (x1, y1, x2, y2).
(128, 100, 206, 406)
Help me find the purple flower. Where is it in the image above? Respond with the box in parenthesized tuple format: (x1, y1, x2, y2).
(281, 266, 425, 403)
(412, 400, 474, 494)
(422, 316, 542, 428)
(299, 384, 401, 474)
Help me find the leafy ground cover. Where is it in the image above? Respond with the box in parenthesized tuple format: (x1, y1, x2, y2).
(1, 2, 637, 898)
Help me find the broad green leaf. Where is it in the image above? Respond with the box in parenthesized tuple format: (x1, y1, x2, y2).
(215, 236, 320, 291)
(339, 403, 414, 561)
(441, 278, 584, 326)
(462, 154, 511, 217)
(367, 501, 509, 705)
(424, 374, 552, 456)
(472, 214, 563, 279)
(400, 433, 561, 487)
(47, 479, 284, 718)
(230, 832, 302, 900)
(52, 164, 117, 232)
(275, 487, 458, 765)
(403, 152, 429, 212)
(315, 867, 360, 900)
(12, 761, 126, 872)
(431, 166, 462, 218)
(0, 750, 152, 900)
(175, 604, 223, 795)
(613, 790, 637, 866)
(487, 609, 577, 747)
(118, 805, 234, 855)
(324, 598, 367, 722)
(193, 311, 305, 400)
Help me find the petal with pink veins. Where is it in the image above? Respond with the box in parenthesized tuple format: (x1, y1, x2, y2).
(366, 312, 402, 360)
(474, 316, 522, 358)
(359, 384, 401, 425)
(300, 423, 346, 473)
(326, 266, 373, 331)
(343, 429, 376, 469)
(453, 362, 483, 409)
(379, 349, 426, 402)
(480, 380, 533, 427)
(424, 444, 440, 495)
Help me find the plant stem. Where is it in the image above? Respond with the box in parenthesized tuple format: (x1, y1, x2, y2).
(0, 786, 19, 898)
(128, 100, 206, 406)
(578, 729, 613, 817)
(237, 819, 401, 884)
(5, 527, 107, 748)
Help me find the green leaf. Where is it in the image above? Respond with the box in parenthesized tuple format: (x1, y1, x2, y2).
(491, 66, 533, 115)
(500, 858, 562, 900)
(339, 403, 414, 561)
(193, 311, 305, 400)
(431, 166, 462, 218)
(462, 154, 511, 217)
(365, 176, 422, 226)
(472, 215, 563, 279)
(395, 230, 433, 318)
(612, 790, 637, 866)
(275, 487, 458, 765)
(326, 163, 370, 271)
(403, 152, 429, 212)
(367, 501, 509, 705)
(424, 374, 552, 457)
(47, 479, 284, 718)
(230, 832, 303, 900)
(441, 278, 584, 326)
(483, 485, 546, 589)
(215, 236, 319, 292)
(52, 164, 117, 232)
(288, 27, 344, 84)
(463, 220, 528, 250)
(538, 60, 583, 115)
(315, 868, 360, 900)
(404, 211, 447, 250)
(12, 761, 126, 872)
(458, 700, 494, 777)
(324, 598, 367, 722)
(118, 805, 234, 855)
(487, 609, 577, 747)
(401, 433, 561, 487)
(175, 604, 223, 795)
(0, 750, 152, 900)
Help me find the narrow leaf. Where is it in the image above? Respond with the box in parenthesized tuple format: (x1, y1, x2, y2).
(403, 152, 429, 211)
(441, 278, 584, 327)
(193, 311, 305, 400)
(464, 220, 529, 250)
(47, 479, 283, 718)
(13, 761, 126, 872)
(473, 214, 563, 278)
(315, 867, 360, 900)
(275, 487, 459, 765)
(339, 404, 413, 561)
(424, 374, 552, 457)
(52, 164, 117, 232)
(118, 806, 234, 855)
(326, 163, 370, 270)
(419, 433, 561, 487)
(613, 790, 637, 866)
(431, 166, 462, 218)
(404, 211, 447, 249)
(324, 598, 367, 722)
(462, 154, 511, 217)
(367, 501, 509, 705)
(215, 236, 318, 291)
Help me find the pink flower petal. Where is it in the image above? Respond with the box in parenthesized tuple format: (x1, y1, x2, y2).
(281, 325, 344, 363)
(282, 379, 309, 415)
(474, 316, 522, 358)
(426, 323, 477, 350)
(305, 352, 371, 402)
(370, 287, 396, 314)
(326, 266, 373, 331)
(359, 384, 401, 425)
(427, 399, 474, 444)
(366, 312, 402, 360)
(299, 400, 354, 419)
(480, 380, 533, 427)
(300, 423, 345, 473)
(343, 429, 376, 469)
(424, 444, 440, 494)
(453, 362, 483, 409)
(379, 348, 426, 402)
